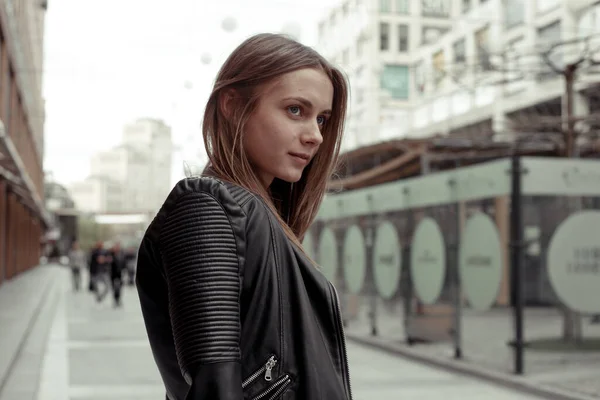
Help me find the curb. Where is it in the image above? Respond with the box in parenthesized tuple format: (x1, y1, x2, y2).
(347, 333, 598, 400)
(0, 267, 57, 397)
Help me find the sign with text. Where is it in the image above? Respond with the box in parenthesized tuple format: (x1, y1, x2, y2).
(411, 217, 446, 304)
(318, 227, 338, 282)
(343, 225, 367, 294)
(373, 222, 402, 299)
(547, 211, 600, 314)
(459, 213, 503, 311)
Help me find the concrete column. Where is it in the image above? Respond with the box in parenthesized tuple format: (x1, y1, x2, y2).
(5, 191, 14, 279)
(0, 180, 6, 284)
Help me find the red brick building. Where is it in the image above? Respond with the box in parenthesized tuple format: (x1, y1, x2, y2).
(0, 0, 50, 284)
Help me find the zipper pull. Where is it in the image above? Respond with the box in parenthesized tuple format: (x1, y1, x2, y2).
(264, 356, 277, 381)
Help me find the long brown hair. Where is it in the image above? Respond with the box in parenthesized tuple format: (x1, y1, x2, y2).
(202, 33, 348, 254)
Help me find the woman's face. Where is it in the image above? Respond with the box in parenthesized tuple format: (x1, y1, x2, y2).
(244, 68, 334, 187)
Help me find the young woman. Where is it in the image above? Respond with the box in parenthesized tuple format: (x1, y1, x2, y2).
(136, 33, 351, 400)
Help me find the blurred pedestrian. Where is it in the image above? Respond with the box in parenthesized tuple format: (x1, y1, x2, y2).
(109, 242, 126, 307)
(89, 241, 110, 302)
(68, 240, 86, 291)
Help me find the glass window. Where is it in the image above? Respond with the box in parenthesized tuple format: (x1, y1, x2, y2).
(433, 50, 445, 87)
(475, 26, 492, 70)
(398, 24, 409, 52)
(462, 0, 471, 13)
(537, 21, 562, 80)
(379, 0, 391, 12)
(380, 23, 390, 50)
(453, 38, 466, 77)
(453, 39, 466, 63)
(380, 65, 409, 99)
(395, 0, 409, 14)
(421, 0, 451, 17)
(422, 26, 448, 45)
(414, 60, 426, 94)
(537, 0, 560, 14)
(504, 0, 525, 28)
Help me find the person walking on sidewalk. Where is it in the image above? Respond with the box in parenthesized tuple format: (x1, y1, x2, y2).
(68, 240, 86, 291)
(89, 241, 110, 302)
(136, 33, 352, 400)
(109, 242, 126, 308)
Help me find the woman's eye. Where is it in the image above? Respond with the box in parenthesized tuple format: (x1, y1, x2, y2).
(288, 106, 301, 116)
(317, 115, 327, 126)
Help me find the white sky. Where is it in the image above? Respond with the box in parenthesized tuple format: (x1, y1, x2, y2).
(42, 0, 340, 186)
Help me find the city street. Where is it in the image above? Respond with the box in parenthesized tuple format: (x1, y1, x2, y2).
(29, 269, 545, 400)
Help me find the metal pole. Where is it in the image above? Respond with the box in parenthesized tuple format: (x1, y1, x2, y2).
(402, 187, 414, 345)
(564, 65, 576, 158)
(510, 153, 525, 375)
(449, 176, 463, 359)
(367, 195, 378, 336)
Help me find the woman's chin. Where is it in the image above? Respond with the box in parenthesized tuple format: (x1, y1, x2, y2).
(276, 170, 303, 184)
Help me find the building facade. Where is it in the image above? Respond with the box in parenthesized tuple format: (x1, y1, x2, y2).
(317, 0, 600, 151)
(69, 118, 173, 214)
(68, 176, 124, 214)
(0, 0, 49, 285)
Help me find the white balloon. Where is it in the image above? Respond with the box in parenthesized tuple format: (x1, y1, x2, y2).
(200, 53, 212, 65)
(222, 16, 237, 32)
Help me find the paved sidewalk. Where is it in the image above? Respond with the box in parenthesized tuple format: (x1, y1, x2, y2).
(344, 296, 600, 400)
(0, 264, 64, 400)
(0, 265, 593, 400)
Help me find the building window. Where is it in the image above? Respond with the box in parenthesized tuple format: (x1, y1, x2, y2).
(381, 65, 409, 99)
(506, 37, 527, 93)
(504, 0, 525, 28)
(453, 39, 466, 63)
(453, 38, 466, 76)
(395, 0, 409, 14)
(475, 26, 493, 71)
(537, 0, 560, 14)
(462, 0, 471, 13)
(422, 26, 448, 45)
(415, 60, 426, 94)
(537, 21, 562, 80)
(433, 50, 445, 87)
(380, 23, 390, 50)
(379, 0, 391, 12)
(421, 0, 451, 18)
(398, 24, 409, 52)
(342, 1, 349, 16)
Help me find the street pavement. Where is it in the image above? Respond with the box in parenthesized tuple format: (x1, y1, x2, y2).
(9, 267, 546, 400)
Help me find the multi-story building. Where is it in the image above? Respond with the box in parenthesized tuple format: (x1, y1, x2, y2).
(317, 0, 454, 151)
(122, 118, 173, 212)
(0, 0, 49, 284)
(68, 176, 124, 214)
(71, 118, 174, 214)
(317, 0, 600, 152)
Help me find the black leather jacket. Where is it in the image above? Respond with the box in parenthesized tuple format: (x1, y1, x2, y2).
(136, 177, 352, 400)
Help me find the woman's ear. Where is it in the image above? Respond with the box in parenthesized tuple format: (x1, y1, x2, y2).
(218, 88, 238, 118)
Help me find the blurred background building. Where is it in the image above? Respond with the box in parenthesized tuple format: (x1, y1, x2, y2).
(69, 118, 173, 214)
(0, 0, 50, 284)
(318, 0, 600, 153)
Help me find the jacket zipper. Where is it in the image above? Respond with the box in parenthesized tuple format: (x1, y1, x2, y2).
(242, 355, 278, 389)
(250, 374, 292, 400)
(330, 282, 353, 400)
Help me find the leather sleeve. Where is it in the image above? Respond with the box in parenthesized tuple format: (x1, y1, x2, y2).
(158, 185, 246, 400)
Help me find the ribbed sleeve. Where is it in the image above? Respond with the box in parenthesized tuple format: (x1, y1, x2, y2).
(159, 191, 242, 381)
